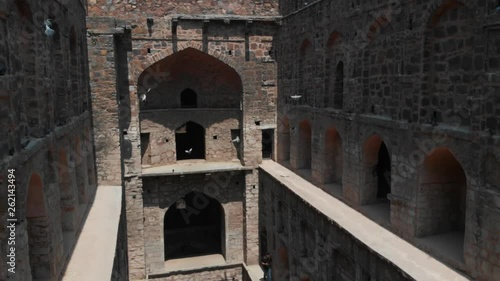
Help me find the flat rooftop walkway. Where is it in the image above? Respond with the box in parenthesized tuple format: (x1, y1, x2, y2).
(259, 160, 470, 281)
(141, 160, 252, 177)
(61, 186, 122, 281)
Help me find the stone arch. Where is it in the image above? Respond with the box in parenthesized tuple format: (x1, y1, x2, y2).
(136, 43, 244, 88)
(417, 147, 467, 240)
(366, 15, 392, 43)
(175, 121, 205, 160)
(361, 134, 392, 205)
(278, 116, 291, 162)
(421, 0, 475, 127)
(26, 173, 54, 279)
(163, 191, 226, 260)
(298, 120, 312, 170)
(325, 31, 343, 108)
(324, 128, 343, 185)
(137, 47, 243, 110)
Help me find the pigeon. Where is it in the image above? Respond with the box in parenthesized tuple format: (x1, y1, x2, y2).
(140, 88, 151, 102)
(231, 136, 240, 143)
(185, 148, 192, 154)
(44, 19, 55, 37)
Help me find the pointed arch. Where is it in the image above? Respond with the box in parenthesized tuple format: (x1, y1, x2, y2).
(138, 48, 242, 110)
(163, 191, 225, 260)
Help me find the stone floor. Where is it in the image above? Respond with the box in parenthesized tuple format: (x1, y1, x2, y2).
(164, 254, 226, 271)
(260, 160, 471, 281)
(142, 160, 251, 177)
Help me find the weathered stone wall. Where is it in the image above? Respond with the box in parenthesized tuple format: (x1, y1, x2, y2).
(276, 0, 500, 280)
(259, 171, 414, 281)
(0, 1, 96, 280)
(140, 110, 241, 164)
(87, 0, 279, 19)
(142, 172, 245, 274)
(87, 11, 278, 279)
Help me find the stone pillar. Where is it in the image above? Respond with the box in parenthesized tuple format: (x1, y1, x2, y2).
(87, 33, 122, 185)
(244, 169, 260, 265)
(125, 177, 146, 280)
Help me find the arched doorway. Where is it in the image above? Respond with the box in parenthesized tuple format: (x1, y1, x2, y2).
(377, 142, 391, 200)
(26, 173, 54, 279)
(361, 135, 391, 224)
(298, 120, 312, 171)
(324, 128, 343, 197)
(175, 121, 205, 160)
(164, 192, 225, 260)
(417, 147, 466, 261)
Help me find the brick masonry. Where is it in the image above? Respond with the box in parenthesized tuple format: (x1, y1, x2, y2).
(87, 0, 500, 281)
(0, 1, 97, 280)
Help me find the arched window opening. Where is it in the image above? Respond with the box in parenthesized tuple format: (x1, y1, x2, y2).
(175, 121, 205, 160)
(180, 88, 197, 108)
(361, 135, 391, 224)
(334, 62, 344, 109)
(164, 192, 224, 260)
(26, 173, 53, 279)
(298, 120, 312, 171)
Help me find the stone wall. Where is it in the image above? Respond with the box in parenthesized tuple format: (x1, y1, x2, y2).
(275, 0, 500, 280)
(0, 1, 96, 280)
(87, 0, 279, 19)
(142, 171, 245, 274)
(87, 11, 278, 279)
(259, 171, 414, 281)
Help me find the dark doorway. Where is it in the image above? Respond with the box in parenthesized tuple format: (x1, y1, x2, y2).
(376, 142, 391, 200)
(262, 129, 274, 159)
(140, 133, 151, 165)
(164, 192, 224, 260)
(180, 88, 198, 108)
(175, 121, 205, 160)
(260, 228, 268, 258)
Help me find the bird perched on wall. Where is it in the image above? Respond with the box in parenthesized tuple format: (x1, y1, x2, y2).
(231, 136, 240, 143)
(185, 148, 192, 154)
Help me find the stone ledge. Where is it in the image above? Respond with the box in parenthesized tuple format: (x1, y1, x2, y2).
(259, 160, 471, 281)
(141, 161, 253, 177)
(61, 185, 122, 281)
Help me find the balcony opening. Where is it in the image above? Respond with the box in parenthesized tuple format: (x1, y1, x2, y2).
(175, 121, 205, 160)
